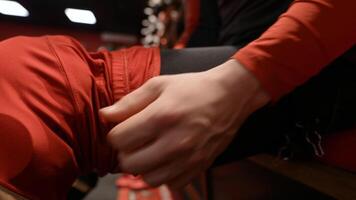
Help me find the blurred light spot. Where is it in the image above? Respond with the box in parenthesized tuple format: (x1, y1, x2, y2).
(64, 8, 96, 25)
(0, 0, 29, 17)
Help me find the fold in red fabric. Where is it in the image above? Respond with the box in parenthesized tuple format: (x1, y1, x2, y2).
(234, 0, 356, 101)
(0, 35, 160, 200)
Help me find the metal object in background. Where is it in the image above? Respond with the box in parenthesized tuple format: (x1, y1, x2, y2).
(141, 0, 183, 47)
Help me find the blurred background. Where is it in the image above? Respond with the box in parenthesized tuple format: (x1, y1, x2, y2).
(0, 0, 184, 51)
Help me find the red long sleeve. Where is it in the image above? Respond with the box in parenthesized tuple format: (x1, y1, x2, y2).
(174, 0, 200, 49)
(0, 36, 160, 200)
(234, 0, 356, 100)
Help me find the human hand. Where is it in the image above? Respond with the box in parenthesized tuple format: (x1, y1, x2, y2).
(100, 59, 270, 189)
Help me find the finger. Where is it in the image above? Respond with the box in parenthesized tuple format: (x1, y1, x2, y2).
(141, 157, 188, 187)
(100, 79, 162, 123)
(167, 168, 202, 190)
(107, 102, 160, 152)
(119, 129, 193, 174)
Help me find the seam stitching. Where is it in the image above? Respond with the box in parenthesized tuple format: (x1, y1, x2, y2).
(44, 36, 80, 117)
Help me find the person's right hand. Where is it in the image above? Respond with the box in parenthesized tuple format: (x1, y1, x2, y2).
(100, 59, 270, 189)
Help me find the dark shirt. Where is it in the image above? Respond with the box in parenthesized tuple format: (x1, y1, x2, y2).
(217, 0, 293, 46)
(188, 0, 293, 47)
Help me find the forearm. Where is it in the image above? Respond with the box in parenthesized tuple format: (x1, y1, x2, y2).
(234, 0, 356, 100)
(207, 59, 271, 112)
(161, 47, 270, 113)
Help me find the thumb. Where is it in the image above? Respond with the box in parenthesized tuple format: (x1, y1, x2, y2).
(100, 79, 162, 123)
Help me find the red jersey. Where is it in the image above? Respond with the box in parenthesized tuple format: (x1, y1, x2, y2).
(0, 36, 160, 200)
(234, 0, 356, 100)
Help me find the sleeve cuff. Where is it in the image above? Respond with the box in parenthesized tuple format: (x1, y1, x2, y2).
(110, 47, 161, 102)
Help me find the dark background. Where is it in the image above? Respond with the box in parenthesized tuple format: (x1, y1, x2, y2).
(0, 0, 148, 50)
(0, 0, 147, 34)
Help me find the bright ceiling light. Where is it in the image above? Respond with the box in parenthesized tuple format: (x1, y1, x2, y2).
(0, 0, 29, 17)
(65, 8, 97, 25)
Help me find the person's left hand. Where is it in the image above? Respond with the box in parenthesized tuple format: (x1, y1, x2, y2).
(100, 59, 270, 189)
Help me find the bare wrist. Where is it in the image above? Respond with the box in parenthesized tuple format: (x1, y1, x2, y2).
(207, 59, 270, 112)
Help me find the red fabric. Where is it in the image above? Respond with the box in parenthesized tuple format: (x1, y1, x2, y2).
(319, 129, 356, 172)
(116, 176, 180, 200)
(117, 186, 174, 200)
(116, 175, 151, 190)
(174, 0, 200, 49)
(234, 0, 356, 101)
(116, 174, 207, 200)
(0, 36, 160, 200)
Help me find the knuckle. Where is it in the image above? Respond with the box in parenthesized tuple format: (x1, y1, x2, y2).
(146, 77, 161, 90)
(178, 136, 196, 153)
(106, 127, 125, 148)
(107, 130, 119, 147)
(191, 117, 212, 131)
(156, 109, 183, 125)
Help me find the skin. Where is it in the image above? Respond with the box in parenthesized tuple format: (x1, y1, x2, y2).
(100, 59, 270, 189)
(0, 186, 26, 200)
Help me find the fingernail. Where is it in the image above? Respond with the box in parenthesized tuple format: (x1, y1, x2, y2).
(99, 113, 108, 124)
(99, 106, 113, 124)
(100, 106, 112, 114)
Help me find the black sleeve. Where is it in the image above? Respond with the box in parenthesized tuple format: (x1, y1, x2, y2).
(160, 46, 237, 74)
